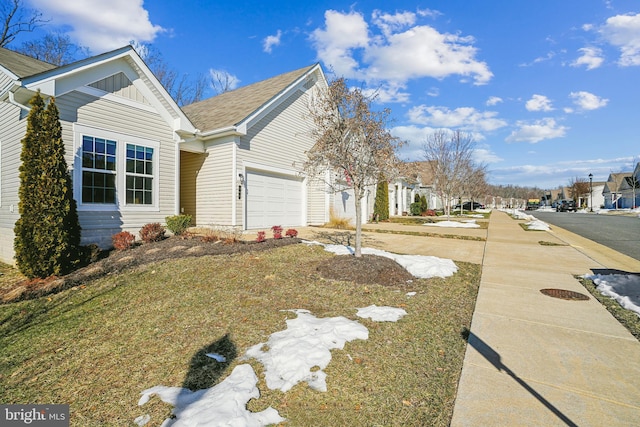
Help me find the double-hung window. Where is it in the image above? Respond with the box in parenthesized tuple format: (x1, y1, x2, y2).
(125, 144, 154, 205)
(75, 125, 159, 210)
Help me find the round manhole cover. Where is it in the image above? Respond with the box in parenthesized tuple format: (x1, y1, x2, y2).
(540, 288, 589, 301)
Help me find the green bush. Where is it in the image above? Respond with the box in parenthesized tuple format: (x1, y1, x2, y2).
(373, 180, 389, 221)
(14, 92, 81, 279)
(420, 195, 428, 212)
(165, 214, 192, 235)
(410, 202, 422, 216)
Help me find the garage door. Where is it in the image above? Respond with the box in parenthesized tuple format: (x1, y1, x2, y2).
(246, 170, 304, 229)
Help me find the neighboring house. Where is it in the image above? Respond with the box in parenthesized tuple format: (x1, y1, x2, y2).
(603, 172, 632, 209)
(391, 161, 442, 215)
(0, 46, 195, 264)
(619, 162, 640, 209)
(179, 63, 330, 230)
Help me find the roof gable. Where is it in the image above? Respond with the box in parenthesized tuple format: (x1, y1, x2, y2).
(0, 45, 195, 134)
(182, 64, 320, 133)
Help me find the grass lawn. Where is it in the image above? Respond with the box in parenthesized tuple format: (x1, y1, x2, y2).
(0, 243, 480, 426)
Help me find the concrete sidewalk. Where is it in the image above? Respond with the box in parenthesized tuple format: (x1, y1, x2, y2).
(451, 210, 640, 426)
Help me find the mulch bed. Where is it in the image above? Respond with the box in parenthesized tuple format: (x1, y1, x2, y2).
(2, 235, 416, 304)
(316, 254, 415, 286)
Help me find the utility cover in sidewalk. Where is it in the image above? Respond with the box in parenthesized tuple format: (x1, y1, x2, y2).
(540, 288, 589, 301)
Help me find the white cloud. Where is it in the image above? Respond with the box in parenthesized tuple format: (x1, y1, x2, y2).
(525, 94, 554, 112)
(362, 84, 410, 103)
(371, 10, 416, 37)
(597, 12, 640, 66)
(571, 47, 604, 70)
(263, 30, 282, 53)
(569, 91, 609, 110)
(474, 146, 503, 164)
(310, 9, 492, 87)
(309, 10, 370, 79)
(408, 105, 507, 132)
(506, 118, 567, 143)
(28, 0, 164, 52)
(486, 96, 503, 106)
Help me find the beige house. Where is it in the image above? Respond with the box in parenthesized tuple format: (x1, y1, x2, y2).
(0, 46, 334, 264)
(0, 46, 195, 263)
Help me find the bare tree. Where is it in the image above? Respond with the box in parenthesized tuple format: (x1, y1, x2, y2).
(210, 69, 238, 95)
(422, 130, 476, 218)
(302, 77, 402, 257)
(0, 0, 47, 47)
(134, 43, 207, 106)
(568, 177, 590, 206)
(18, 32, 89, 65)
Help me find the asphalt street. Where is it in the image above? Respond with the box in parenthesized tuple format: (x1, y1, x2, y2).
(531, 211, 640, 261)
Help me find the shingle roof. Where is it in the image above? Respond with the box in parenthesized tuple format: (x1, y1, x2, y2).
(0, 47, 56, 78)
(398, 161, 436, 186)
(181, 64, 316, 132)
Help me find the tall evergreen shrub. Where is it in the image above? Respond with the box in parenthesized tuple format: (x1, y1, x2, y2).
(14, 91, 81, 278)
(373, 179, 389, 221)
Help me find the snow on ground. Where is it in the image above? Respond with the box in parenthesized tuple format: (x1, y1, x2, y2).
(244, 309, 369, 392)
(423, 220, 480, 229)
(585, 273, 640, 317)
(524, 219, 551, 231)
(136, 307, 405, 426)
(357, 305, 407, 322)
(304, 241, 458, 279)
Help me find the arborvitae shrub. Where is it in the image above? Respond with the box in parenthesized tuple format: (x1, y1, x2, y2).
(373, 180, 389, 221)
(14, 92, 81, 278)
(165, 214, 192, 235)
(112, 231, 136, 251)
(420, 195, 428, 212)
(140, 223, 166, 243)
(410, 202, 422, 216)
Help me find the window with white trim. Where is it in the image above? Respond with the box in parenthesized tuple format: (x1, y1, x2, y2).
(75, 125, 159, 210)
(82, 136, 117, 204)
(125, 144, 154, 205)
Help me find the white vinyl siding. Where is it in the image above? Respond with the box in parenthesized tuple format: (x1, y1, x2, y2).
(57, 91, 176, 248)
(0, 103, 25, 263)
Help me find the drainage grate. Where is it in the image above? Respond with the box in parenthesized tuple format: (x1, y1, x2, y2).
(540, 288, 589, 301)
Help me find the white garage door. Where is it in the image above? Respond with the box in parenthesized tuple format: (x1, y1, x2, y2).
(246, 170, 304, 229)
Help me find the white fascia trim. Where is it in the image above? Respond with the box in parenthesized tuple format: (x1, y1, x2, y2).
(243, 161, 303, 178)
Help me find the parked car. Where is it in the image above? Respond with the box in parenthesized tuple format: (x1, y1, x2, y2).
(556, 200, 577, 212)
(454, 201, 485, 211)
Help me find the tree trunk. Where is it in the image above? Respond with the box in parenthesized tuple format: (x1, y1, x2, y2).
(354, 185, 363, 257)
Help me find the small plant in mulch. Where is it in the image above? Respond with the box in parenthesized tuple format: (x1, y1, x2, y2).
(112, 231, 136, 251)
(285, 228, 298, 238)
(139, 223, 166, 243)
(271, 225, 283, 239)
(256, 231, 266, 243)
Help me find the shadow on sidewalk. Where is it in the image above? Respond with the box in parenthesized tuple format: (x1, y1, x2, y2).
(461, 328, 578, 427)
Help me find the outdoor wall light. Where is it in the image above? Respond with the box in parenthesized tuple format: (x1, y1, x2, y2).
(238, 173, 245, 186)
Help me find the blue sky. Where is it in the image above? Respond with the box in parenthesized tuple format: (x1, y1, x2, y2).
(21, 0, 640, 188)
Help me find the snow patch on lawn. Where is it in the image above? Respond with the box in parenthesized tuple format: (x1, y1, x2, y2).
(585, 273, 640, 317)
(304, 241, 458, 279)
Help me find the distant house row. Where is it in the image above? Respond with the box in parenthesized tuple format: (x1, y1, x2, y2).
(546, 163, 640, 210)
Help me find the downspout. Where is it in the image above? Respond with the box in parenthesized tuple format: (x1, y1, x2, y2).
(8, 90, 31, 111)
